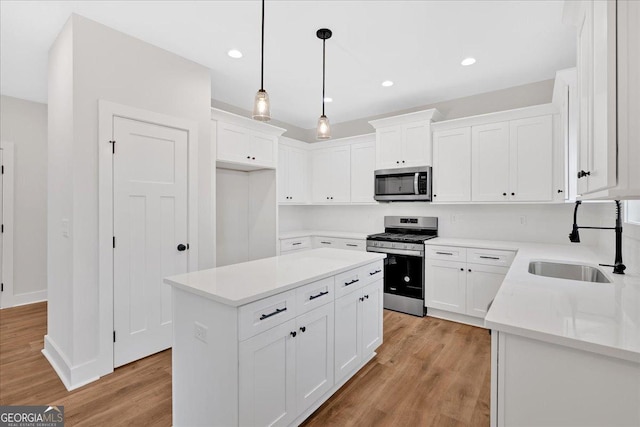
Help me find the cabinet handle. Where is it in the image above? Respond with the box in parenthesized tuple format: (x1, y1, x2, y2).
(468, 269, 472, 272)
(326, 197, 330, 200)
(436, 251, 453, 256)
(252, 157, 256, 160)
(369, 269, 381, 276)
(390, 287, 397, 291)
(578, 170, 591, 179)
(364, 294, 369, 299)
(359, 297, 365, 302)
(396, 161, 400, 164)
(346, 244, 358, 247)
(502, 192, 507, 196)
(292, 242, 302, 246)
(402, 160, 405, 163)
(345, 278, 360, 286)
(309, 291, 329, 300)
(479, 256, 500, 260)
(320, 241, 332, 245)
(433, 194, 437, 198)
(460, 268, 464, 271)
(557, 189, 564, 194)
(299, 326, 306, 333)
(511, 192, 515, 196)
(330, 197, 334, 200)
(247, 156, 251, 159)
(290, 331, 297, 338)
(259, 307, 287, 320)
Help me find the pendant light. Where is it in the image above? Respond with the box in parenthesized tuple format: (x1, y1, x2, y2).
(252, 0, 271, 121)
(316, 28, 332, 140)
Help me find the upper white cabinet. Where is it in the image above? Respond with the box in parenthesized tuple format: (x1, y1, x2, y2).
(432, 104, 559, 203)
(278, 139, 308, 204)
(310, 145, 351, 203)
(564, 0, 640, 199)
(213, 108, 285, 171)
(369, 109, 442, 170)
(349, 140, 376, 203)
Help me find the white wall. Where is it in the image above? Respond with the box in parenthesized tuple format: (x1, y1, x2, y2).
(279, 202, 604, 247)
(46, 14, 213, 389)
(0, 95, 48, 306)
(217, 169, 249, 266)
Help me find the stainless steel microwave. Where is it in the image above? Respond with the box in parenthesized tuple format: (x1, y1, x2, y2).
(374, 166, 432, 202)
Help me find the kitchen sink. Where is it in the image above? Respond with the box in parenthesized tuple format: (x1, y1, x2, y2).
(528, 261, 611, 283)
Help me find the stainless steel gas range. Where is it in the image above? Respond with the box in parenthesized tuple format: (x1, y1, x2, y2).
(366, 216, 438, 317)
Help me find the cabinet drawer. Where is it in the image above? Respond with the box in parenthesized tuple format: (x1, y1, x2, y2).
(313, 237, 338, 248)
(296, 277, 335, 315)
(426, 245, 467, 262)
(239, 290, 297, 341)
(335, 261, 383, 299)
(467, 248, 515, 267)
(338, 239, 366, 251)
(281, 237, 311, 253)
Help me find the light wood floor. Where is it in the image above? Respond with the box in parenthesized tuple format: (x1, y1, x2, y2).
(0, 302, 490, 426)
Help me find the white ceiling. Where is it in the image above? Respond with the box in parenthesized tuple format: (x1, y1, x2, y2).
(0, 1, 575, 129)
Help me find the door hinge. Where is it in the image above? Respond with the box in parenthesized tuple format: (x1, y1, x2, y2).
(113, 236, 116, 248)
(113, 330, 116, 343)
(109, 140, 116, 154)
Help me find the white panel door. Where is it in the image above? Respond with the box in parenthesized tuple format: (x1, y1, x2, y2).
(465, 264, 508, 318)
(509, 116, 553, 201)
(472, 122, 510, 202)
(376, 126, 402, 169)
(239, 319, 297, 427)
(288, 147, 307, 203)
(330, 145, 351, 203)
(425, 259, 466, 314)
(361, 280, 383, 355)
(334, 289, 362, 383)
(295, 303, 334, 414)
(403, 121, 431, 166)
(113, 117, 188, 367)
(433, 127, 472, 202)
(350, 142, 376, 203)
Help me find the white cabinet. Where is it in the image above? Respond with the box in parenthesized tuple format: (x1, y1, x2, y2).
(279, 236, 312, 254)
(509, 116, 553, 201)
(312, 236, 365, 252)
(472, 122, 511, 202)
(310, 146, 351, 203)
(350, 141, 376, 203)
(425, 259, 467, 314)
(369, 109, 442, 170)
(334, 280, 383, 383)
(466, 264, 509, 318)
(278, 144, 308, 203)
(432, 127, 471, 202)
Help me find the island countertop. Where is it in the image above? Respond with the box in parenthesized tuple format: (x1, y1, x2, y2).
(164, 248, 386, 307)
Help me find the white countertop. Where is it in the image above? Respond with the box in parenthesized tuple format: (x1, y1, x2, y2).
(164, 248, 385, 307)
(426, 237, 640, 363)
(279, 230, 372, 240)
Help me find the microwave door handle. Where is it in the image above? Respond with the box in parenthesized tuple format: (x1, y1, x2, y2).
(414, 173, 419, 195)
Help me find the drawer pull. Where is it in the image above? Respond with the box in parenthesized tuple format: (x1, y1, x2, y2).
(309, 291, 329, 300)
(345, 278, 360, 286)
(259, 307, 287, 320)
(320, 241, 332, 245)
(369, 269, 382, 276)
(436, 251, 453, 256)
(292, 242, 302, 246)
(346, 244, 358, 247)
(479, 256, 500, 260)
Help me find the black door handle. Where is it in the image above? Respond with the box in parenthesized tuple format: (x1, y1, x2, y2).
(177, 244, 187, 251)
(300, 326, 306, 333)
(578, 170, 591, 178)
(290, 331, 297, 338)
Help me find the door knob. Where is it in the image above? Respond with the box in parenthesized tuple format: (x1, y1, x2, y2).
(177, 244, 187, 251)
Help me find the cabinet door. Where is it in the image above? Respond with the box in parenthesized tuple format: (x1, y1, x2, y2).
(376, 126, 403, 169)
(576, 2, 592, 196)
(248, 132, 276, 168)
(472, 122, 510, 202)
(239, 319, 297, 427)
(277, 146, 289, 203)
(288, 147, 308, 203)
(433, 127, 472, 202)
(330, 146, 351, 202)
(334, 289, 362, 383)
(509, 116, 553, 201)
(310, 149, 332, 203)
(217, 122, 249, 164)
(465, 264, 508, 318)
(425, 259, 467, 314)
(403, 121, 431, 166)
(350, 142, 376, 203)
(361, 280, 383, 356)
(295, 304, 334, 414)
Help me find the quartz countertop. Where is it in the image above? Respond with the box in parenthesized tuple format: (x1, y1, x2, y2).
(279, 230, 373, 240)
(164, 248, 385, 307)
(426, 237, 640, 363)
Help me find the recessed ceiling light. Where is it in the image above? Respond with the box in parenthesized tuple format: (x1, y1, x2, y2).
(324, 97, 333, 103)
(461, 57, 476, 66)
(381, 80, 394, 87)
(227, 49, 243, 59)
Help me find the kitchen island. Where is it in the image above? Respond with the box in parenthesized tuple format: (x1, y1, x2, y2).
(164, 248, 385, 427)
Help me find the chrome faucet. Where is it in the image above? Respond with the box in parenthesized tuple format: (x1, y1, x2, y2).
(569, 200, 626, 274)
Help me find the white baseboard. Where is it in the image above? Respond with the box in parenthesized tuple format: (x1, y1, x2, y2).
(42, 335, 100, 391)
(11, 289, 47, 307)
(426, 308, 486, 329)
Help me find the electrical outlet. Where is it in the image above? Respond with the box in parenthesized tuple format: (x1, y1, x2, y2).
(194, 322, 208, 343)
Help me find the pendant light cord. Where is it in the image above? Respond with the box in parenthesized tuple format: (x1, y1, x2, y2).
(322, 39, 326, 116)
(260, 0, 265, 90)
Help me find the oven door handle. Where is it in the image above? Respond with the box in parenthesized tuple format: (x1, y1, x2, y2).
(367, 247, 424, 257)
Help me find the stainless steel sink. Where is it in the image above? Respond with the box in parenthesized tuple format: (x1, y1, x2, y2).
(528, 261, 611, 283)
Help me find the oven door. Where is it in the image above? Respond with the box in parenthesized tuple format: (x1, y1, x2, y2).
(383, 253, 424, 300)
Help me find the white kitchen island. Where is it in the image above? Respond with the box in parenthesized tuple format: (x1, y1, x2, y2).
(164, 248, 385, 427)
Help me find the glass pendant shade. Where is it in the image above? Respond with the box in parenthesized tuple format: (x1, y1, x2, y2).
(252, 89, 271, 121)
(317, 114, 331, 140)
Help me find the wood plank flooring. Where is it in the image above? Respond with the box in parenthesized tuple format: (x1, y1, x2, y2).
(0, 303, 490, 426)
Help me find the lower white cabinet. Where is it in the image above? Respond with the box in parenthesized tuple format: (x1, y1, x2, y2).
(466, 264, 509, 318)
(425, 259, 467, 314)
(334, 280, 383, 384)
